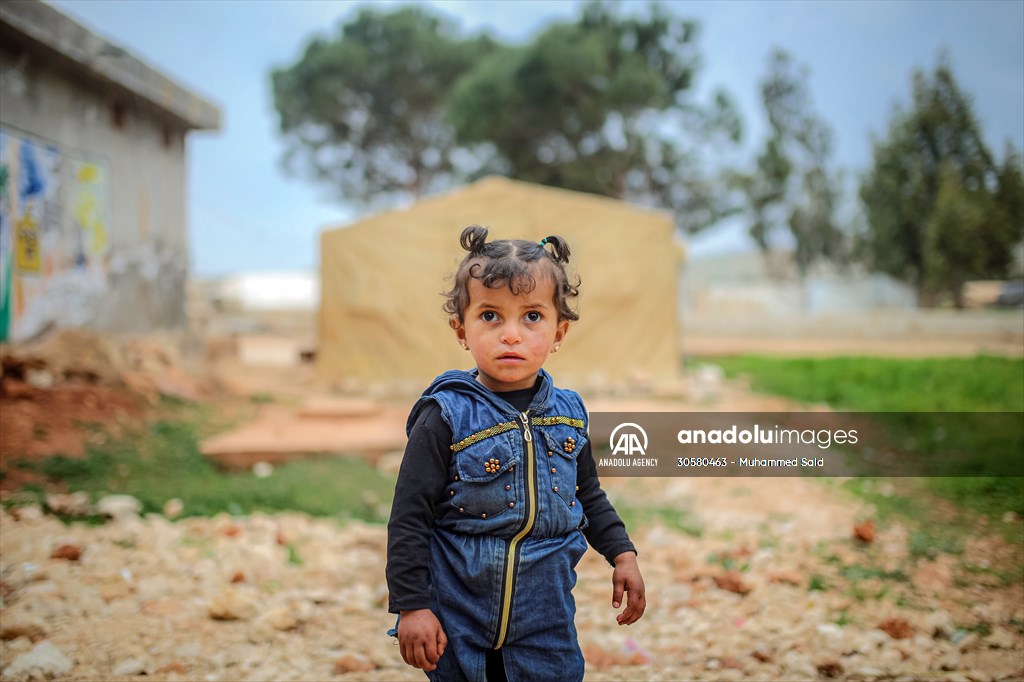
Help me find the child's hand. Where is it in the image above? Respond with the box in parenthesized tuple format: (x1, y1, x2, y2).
(398, 609, 447, 671)
(611, 551, 646, 625)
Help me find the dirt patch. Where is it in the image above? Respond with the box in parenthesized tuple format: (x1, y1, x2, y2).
(0, 379, 146, 488)
(0, 328, 215, 492)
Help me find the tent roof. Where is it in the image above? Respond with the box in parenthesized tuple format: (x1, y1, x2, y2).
(323, 176, 674, 237)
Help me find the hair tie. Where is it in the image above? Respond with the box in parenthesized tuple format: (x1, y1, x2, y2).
(539, 238, 548, 246)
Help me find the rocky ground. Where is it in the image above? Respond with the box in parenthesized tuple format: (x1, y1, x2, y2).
(2, 475, 1022, 682)
(2, 329, 1022, 681)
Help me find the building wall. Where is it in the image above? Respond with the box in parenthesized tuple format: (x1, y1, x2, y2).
(0, 41, 188, 342)
(679, 250, 917, 315)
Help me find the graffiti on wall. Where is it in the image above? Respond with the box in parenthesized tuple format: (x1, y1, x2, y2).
(0, 128, 111, 342)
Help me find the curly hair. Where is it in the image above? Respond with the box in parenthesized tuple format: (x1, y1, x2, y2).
(443, 225, 580, 323)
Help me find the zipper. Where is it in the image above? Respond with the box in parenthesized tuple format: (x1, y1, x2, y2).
(493, 410, 536, 649)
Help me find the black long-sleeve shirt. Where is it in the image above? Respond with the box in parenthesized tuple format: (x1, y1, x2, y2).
(386, 383, 636, 614)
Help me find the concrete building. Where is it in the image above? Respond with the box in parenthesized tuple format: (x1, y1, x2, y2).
(680, 250, 918, 315)
(0, 0, 220, 342)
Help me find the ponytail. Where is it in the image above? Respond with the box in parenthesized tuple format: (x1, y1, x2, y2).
(538, 235, 571, 264)
(460, 225, 489, 254)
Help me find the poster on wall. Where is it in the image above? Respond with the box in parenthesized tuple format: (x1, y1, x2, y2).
(0, 130, 10, 341)
(0, 127, 110, 342)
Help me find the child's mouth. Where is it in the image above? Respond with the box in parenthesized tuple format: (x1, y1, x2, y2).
(497, 354, 525, 363)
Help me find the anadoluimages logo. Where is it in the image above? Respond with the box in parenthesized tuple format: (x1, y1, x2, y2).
(609, 423, 648, 456)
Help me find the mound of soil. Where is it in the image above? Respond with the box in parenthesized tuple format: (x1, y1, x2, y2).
(0, 328, 207, 491)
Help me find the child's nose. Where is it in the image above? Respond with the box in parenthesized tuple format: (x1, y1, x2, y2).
(500, 321, 522, 343)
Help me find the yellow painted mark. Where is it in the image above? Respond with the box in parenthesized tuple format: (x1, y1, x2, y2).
(15, 215, 40, 272)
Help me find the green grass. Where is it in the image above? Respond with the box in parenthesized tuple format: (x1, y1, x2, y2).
(808, 574, 830, 592)
(710, 355, 1024, 541)
(5, 399, 397, 523)
(711, 355, 1023, 412)
(608, 479, 704, 537)
(839, 564, 909, 582)
(614, 503, 704, 538)
(705, 550, 749, 572)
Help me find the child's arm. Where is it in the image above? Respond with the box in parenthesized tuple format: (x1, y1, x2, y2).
(575, 441, 647, 624)
(386, 402, 451, 667)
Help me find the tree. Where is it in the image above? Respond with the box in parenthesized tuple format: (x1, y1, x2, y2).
(270, 7, 496, 206)
(447, 0, 742, 234)
(734, 50, 844, 280)
(992, 142, 1024, 274)
(858, 55, 1018, 305)
(924, 163, 992, 307)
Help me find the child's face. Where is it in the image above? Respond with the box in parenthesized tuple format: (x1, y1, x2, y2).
(454, 271, 569, 393)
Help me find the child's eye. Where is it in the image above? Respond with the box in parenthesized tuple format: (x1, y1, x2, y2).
(481, 311, 499, 322)
(525, 311, 542, 323)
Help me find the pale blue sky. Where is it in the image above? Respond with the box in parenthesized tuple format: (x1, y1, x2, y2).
(49, 0, 1024, 276)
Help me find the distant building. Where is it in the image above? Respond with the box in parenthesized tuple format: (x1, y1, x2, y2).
(210, 271, 319, 313)
(680, 250, 917, 315)
(0, 0, 220, 342)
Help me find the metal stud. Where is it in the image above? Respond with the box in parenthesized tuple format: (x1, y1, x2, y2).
(481, 513, 487, 519)
(505, 485, 511, 491)
(458, 507, 464, 513)
(548, 451, 553, 457)
(508, 502, 515, 508)
(562, 437, 576, 453)
(571, 501, 576, 506)
(553, 486, 559, 493)
(449, 490, 455, 496)
(550, 468, 557, 474)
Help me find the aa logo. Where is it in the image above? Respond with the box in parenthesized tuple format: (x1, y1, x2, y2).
(609, 423, 648, 457)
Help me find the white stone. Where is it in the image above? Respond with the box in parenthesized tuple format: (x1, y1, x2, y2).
(97, 494, 142, 520)
(12, 505, 44, 521)
(1, 641, 73, 680)
(174, 642, 201, 658)
(163, 498, 184, 519)
(252, 462, 273, 478)
(856, 666, 885, 677)
(112, 658, 146, 675)
(207, 587, 259, 621)
(938, 650, 960, 671)
(25, 369, 55, 389)
(817, 623, 844, 639)
(923, 609, 954, 637)
(985, 627, 1016, 649)
(780, 651, 817, 678)
(44, 491, 92, 516)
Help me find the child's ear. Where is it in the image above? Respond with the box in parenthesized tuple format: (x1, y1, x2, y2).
(553, 319, 570, 345)
(449, 316, 466, 343)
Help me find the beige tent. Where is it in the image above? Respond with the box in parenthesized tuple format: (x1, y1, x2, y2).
(318, 177, 683, 391)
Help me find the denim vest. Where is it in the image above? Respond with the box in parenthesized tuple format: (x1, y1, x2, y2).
(406, 368, 590, 680)
(406, 368, 589, 539)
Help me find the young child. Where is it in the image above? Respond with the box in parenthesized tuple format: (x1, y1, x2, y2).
(386, 225, 645, 682)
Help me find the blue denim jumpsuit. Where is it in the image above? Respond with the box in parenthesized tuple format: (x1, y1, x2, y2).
(406, 369, 590, 682)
